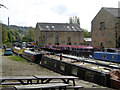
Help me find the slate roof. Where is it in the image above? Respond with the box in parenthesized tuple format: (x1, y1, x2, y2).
(37, 23, 83, 31)
(104, 7, 120, 17)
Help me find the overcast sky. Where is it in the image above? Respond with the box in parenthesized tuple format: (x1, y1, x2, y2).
(0, 0, 120, 31)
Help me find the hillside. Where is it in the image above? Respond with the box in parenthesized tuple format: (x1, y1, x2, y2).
(2, 24, 34, 45)
(9, 25, 29, 31)
(3, 24, 30, 31)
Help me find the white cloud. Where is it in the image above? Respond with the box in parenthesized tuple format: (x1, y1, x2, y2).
(0, 0, 119, 31)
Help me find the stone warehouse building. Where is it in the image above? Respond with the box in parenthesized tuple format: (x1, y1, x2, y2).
(34, 23, 84, 46)
(0, 23, 2, 45)
(92, 7, 120, 48)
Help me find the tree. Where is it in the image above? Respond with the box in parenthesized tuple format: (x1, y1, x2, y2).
(82, 29, 91, 38)
(15, 31, 21, 42)
(69, 16, 80, 26)
(25, 27, 34, 42)
(7, 31, 15, 42)
(2, 24, 8, 43)
(69, 16, 91, 38)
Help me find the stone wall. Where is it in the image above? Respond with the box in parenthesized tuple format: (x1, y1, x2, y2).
(92, 8, 120, 48)
(0, 23, 2, 45)
(34, 25, 84, 46)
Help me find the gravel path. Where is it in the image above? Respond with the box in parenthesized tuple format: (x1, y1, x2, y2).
(2, 55, 61, 76)
(1, 50, 110, 89)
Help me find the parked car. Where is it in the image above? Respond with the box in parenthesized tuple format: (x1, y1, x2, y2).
(4, 48, 13, 55)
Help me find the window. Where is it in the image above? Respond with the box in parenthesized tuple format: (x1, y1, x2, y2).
(67, 26, 69, 29)
(101, 33, 104, 37)
(99, 22, 106, 30)
(95, 34, 97, 37)
(67, 26, 71, 31)
(55, 32, 59, 44)
(72, 26, 76, 31)
(74, 43, 77, 45)
(108, 32, 112, 37)
(46, 26, 49, 28)
(67, 37, 71, 45)
(67, 43, 71, 45)
(55, 37, 59, 44)
(52, 26, 55, 28)
(101, 43, 104, 47)
(56, 32, 59, 38)
(68, 37, 71, 42)
(55, 43, 59, 45)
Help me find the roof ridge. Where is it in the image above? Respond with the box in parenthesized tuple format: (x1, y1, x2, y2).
(37, 23, 82, 31)
(37, 22, 79, 25)
(103, 7, 119, 9)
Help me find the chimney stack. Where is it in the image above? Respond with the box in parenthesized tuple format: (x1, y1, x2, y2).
(8, 17, 9, 27)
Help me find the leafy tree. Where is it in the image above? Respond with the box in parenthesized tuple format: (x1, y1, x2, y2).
(22, 37, 28, 42)
(7, 31, 15, 42)
(2, 24, 8, 43)
(2, 23, 35, 47)
(25, 27, 34, 42)
(69, 16, 91, 38)
(82, 29, 91, 38)
(7, 31, 12, 42)
(69, 16, 80, 26)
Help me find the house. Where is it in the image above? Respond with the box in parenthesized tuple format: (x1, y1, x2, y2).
(34, 23, 84, 47)
(91, 7, 120, 48)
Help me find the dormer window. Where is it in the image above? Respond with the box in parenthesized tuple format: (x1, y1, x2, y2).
(72, 26, 76, 31)
(52, 26, 54, 28)
(99, 22, 106, 30)
(46, 26, 49, 28)
(67, 26, 69, 28)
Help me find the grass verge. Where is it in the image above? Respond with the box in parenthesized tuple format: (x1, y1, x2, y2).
(8, 55, 25, 61)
